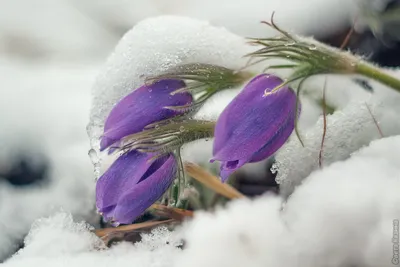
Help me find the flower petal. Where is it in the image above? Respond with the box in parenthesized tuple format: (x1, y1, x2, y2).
(213, 74, 297, 163)
(249, 101, 300, 162)
(95, 150, 150, 215)
(100, 79, 192, 151)
(112, 154, 177, 224)
(219, 159, 248, 182)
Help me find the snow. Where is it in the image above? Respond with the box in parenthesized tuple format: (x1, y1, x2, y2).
(275, 72, 400, 197)
(0, 0, 117, 61)
(5, 136, 400, 267)
(0, 59, 99, 261)
(4, 212, 181, 267)
(0, 0, 389, 62)
(71, 0, 390, 39)
(17, 213, 104, 257)
(168, 0, 359, 38)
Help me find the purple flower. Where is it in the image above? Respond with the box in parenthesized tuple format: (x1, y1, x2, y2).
(211, 74, 300, 182)
(100, 79, 192, 151)
(96, 150, 177, 225)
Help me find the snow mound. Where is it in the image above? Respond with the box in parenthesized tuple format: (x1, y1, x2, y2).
(275, 75, 400, 197)
(6, 136, 400, 267)
(5, 212, 182, 267)
(0, 60, 98, 261)
(178, 135, 400, 267)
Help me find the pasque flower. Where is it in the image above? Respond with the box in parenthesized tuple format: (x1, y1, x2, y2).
(96, 150, 177, 225)
(211, 74, 300, 182)
(100, 79, 192, 151)
(96, 79, 191, 224)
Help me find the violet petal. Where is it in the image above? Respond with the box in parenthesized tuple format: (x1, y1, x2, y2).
(112, 154, 177, 224)
(212, 74, 298, 181)
(100, 79, 192, 151)
(95, 151, 150, 216)
(249, 102, 299, 162)
(219, 159, 248, 182)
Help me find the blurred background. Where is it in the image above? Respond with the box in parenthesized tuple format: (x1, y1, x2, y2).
(0, 0, 399, 262)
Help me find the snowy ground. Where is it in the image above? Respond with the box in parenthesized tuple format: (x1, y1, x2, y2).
(4, 135, 400, 267)
(1, 0, 399, 266)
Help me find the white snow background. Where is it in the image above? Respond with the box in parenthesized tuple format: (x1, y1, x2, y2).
(1, 0, 399, 266)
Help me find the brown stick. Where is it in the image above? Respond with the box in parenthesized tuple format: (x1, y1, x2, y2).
(184, 162, 246, 199)
(340, 15, 358, 49)
(365, 103, 384, 138)
(150, 204, 194, 219)
(94, 219, 174, 238)
(319, 79, 328, 168)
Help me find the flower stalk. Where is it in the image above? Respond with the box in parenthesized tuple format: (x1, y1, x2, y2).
(147, 63, 253, 113)
(355, 62, 400, 92)
(118, 119, 215, 158)
(247, 13, 400, 95)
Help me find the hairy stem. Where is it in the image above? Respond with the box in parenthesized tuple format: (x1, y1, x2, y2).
(356, 62, 400, 93)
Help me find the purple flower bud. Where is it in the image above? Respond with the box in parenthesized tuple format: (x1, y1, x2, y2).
(211, 74, 300, 182)
(96, 150, 177, 224)
(100, 79, 192, 151)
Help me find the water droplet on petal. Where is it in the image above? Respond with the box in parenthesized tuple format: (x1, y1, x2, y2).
(284, 41, 296, 47)
(309, 44, 317, 50)
(111, 220, 120, 227)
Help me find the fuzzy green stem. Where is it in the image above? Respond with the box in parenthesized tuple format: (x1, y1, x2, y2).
(356, 62, 400, 93)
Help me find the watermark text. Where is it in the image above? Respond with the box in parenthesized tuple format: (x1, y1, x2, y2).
(393, 219, 399, 265)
